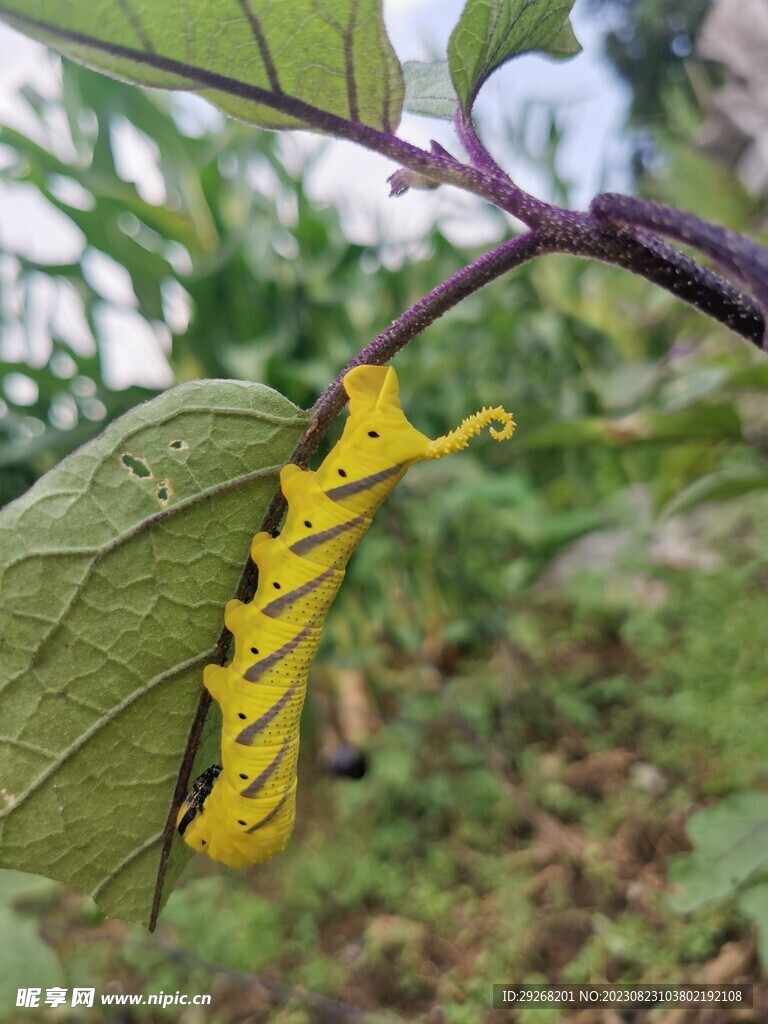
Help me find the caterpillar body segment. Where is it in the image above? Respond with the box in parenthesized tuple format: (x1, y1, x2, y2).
(177, 365, 515, 868)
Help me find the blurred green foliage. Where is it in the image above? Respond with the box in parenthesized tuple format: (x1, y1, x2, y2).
(1, 51, 767, 1023)
(587, 0, 714, 122)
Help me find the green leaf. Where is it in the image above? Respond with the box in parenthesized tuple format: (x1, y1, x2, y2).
(737, 883, 768, 969)
(668, 792, 768, 913)
(449, 0, 581, 116)
(402, 61, 457, 120)
(0, 381, 309, 926)
(662, 467, 768, 519)
(0, 0, 403, 133)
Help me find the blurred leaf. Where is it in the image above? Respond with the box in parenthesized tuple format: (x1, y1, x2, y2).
(648, 136, 758, 231)
(402, 61, 457, 119)
(586, 363, 664, 412)
(725, 361, 768, 390)
(448, 0, 581, 116)
(662, 467, 768, 518)
(642, 402, 743, 440)
(519, 418, 611, 449)
(668, 792, 768, 912)
(737, 883, 768, 969)
(0, 871, 65, 1005)
(524, 401, 743, 449)
(0, 382, 308, 926)
(0, 0, 403, 132)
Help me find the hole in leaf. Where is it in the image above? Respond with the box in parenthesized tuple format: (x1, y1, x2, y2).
(156, 480, 171, 504)
(169, 439, 188, 451)
(368, 431, 379, 438)
(337, 468, 347, 477)
(304, 520, 312, 528)
(121, 453, 151, 478)
(273, 582, 281, 590)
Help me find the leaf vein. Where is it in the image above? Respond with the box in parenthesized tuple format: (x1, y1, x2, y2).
(91, 829, 164, 899)
(344, 0, 360, 124)
(0, 464, 283, 697)
(0, 650, 211, 819)
(0, 736, 56, 758)
(114, 0, 155, 53)
(235, 0, 283, 95)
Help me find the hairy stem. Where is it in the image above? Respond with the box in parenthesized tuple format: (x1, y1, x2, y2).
(530, 211, 765, 348)
(455, 110, 509, 178)
(591, 193, 768, 346)
(9, 8, 766, 344)
(454, 112, 553, 227)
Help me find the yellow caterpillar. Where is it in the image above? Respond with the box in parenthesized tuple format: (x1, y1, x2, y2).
(177, 365, 514, 868)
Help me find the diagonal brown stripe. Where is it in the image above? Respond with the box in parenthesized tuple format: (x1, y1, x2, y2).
(245, 788, 290, 834)
(243, 627, 311, 682)
(324, 462, 402, 502)
(240, 736, 290, 798)
(235, 680, 297, 746)
(289, 515, 366, 557)
(260, 566, 337, 619)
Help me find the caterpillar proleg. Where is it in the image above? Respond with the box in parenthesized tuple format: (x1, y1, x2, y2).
(177, 365, 514, 868)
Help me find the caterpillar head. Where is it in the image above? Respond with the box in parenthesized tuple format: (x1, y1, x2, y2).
(340, 365, 433, 466)
(341, 364, 516, 463)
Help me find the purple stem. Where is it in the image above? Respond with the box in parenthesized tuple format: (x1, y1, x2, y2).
(454, 111, 553, 227)
(591, 193, 768, 346)
(557, 214, 764, 346)
(309, 231, 547, 428)
(454, 109, 510, 179)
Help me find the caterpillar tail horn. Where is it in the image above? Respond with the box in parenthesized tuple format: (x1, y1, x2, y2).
(424, 405, 516, 460)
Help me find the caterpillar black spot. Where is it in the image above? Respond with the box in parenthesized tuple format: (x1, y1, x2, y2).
(177, 365, 514, 868)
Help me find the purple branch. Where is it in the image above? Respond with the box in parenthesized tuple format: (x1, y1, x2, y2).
(454, 109, 509, 178)
(591, 193, 768, 347)
(531, 210, 765, 348)
(453, 112, 552, 227)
